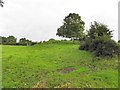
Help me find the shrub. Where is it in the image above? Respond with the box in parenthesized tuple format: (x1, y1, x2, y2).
(79, 41, 89, 51)
(80, 37, 119, 57)
(80, 21, 119, 57)
(79, 39, 90, 50)
(95, 39, 119, 57)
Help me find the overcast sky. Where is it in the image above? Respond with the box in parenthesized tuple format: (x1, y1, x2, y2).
(0, 0, 119, 42)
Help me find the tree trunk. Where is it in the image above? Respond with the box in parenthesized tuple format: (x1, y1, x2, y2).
(73, 37, 75, 44)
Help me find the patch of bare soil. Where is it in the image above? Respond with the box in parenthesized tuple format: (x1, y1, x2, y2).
(58, 67, 76, 74)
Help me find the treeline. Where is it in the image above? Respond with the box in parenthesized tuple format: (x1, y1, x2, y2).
(0, 36, 37, 46)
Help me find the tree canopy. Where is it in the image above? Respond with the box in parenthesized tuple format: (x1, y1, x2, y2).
(0, 36, 16, 45)
(56, 13, 85, 42)
(87, 21, 113, 40)
(19, 38, 33, 46)
(7, 36, 17, 45)
(0, 36, 37, 46)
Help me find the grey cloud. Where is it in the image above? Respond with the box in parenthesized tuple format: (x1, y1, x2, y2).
(0, 0, 119, 41)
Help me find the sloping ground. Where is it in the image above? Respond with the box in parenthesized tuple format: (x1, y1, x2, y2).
(2, 42, 118, 88)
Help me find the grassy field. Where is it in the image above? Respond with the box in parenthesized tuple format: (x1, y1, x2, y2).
(2, 41, 118, 88)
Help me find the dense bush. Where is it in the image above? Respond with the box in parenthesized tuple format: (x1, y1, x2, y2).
(93, 38, 119, 57)
(80, 22, 119, 57)
(80, 37, 119, 57)
(79, 40, 90, 51)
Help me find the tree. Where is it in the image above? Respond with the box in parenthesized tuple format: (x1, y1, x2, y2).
(80, 21, 119, 57)
(0, 0, 4, 7)
(2, 36, 7, 44)
(19, 38, 32, 46)
(0, 35, 37, 46)
(19, 38, 27, 46)
(56, 13, 85, 43)
(0, 36, 11, 45)
(7, 36, 17, 45)
(0, 36, 17, 45)
(87, 21, 112, 40)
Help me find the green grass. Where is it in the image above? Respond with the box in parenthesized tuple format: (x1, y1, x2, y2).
(1, 41, 118, 88)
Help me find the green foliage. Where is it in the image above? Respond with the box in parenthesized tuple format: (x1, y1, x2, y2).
(19, 38, 32, 46)
(0, 36, 7, 44)
(87, 21, 112, 39)
(0, 36, 17, 45)
(19, 38, 37, 46)
(91, 37, 119, 57)
(56, 13, 85, 42)
(0, 36, 37, 46)
(80, 21, 118, 57)
(79, 39, 90, 51)
(6, 36, 17, 45)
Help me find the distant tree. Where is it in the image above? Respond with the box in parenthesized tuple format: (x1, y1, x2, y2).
(19, 38, 27, 46)
(2, 36, 7, 44)
(0, 36, 8, 44)
(7, 36, 17, 45)
(56, 13, 85, 43)
(19, 38, 32, 46)
(0, 0, 4, 7)
(0, 35, 37, 46)
(26, 40, 32, 46)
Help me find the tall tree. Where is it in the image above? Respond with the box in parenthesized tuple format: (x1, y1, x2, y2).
(19, 38, 32, 46)
(56, 13, 85, 43)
